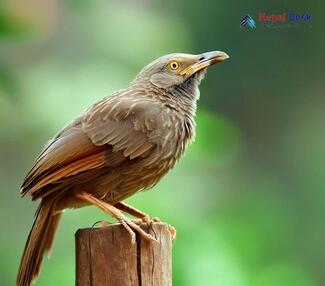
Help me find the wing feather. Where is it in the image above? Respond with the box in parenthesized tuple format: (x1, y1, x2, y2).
(22, 93, 159, 199)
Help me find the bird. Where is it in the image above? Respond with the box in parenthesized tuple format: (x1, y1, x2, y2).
(17, 51, 229, 286)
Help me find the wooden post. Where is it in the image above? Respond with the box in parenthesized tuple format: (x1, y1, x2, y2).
(75, 222, 172, 286)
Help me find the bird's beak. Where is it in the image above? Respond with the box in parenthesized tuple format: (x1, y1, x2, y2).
(180, 51, 229, 77)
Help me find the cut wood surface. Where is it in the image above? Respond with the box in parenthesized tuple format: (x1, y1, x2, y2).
(75, 222, 173, 286)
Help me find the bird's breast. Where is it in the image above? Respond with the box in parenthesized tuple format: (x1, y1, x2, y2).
(146, 109, 196, 170)
(93, 104, 196, 203)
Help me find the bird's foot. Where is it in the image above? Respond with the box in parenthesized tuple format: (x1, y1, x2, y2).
(76, 192, 157, 244)
(91, 219, 157, 244)
(132, 216, 161, 225)
(117, 214, 157, 244)
(167, 224, 177, 240)
(132, 219, 176, 241)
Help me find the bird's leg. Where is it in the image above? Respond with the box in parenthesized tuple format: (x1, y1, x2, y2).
(76, 192, 156, 244)
(114, 202, 149, 219)
(114, 202, 160, 225)
(113, 202, 175, 239)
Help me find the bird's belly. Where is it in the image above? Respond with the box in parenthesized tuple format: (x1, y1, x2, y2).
(92, 156, 176, 204)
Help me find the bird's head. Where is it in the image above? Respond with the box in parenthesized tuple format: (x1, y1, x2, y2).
(134, 51, 229, 97)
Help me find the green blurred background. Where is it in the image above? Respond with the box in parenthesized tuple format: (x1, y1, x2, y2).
(1, 0, 324, 285)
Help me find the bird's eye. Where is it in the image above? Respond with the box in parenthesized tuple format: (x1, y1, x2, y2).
(169, 61, 179, 70)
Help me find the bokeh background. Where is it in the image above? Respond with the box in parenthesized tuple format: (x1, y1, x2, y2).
(1, 0, 324, 285)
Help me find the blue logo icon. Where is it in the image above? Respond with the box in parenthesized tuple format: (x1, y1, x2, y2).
(241, 15, 256, 28)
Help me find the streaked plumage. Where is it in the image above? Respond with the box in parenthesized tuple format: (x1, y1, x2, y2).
(17, 51, 229, 286)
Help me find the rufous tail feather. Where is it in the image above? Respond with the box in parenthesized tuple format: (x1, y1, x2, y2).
(17, 197, 61, 286)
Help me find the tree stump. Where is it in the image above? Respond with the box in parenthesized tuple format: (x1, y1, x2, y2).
(75, 222, 173, 286)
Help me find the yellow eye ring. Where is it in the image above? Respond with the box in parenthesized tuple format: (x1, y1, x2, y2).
(169, 61, 179, 70)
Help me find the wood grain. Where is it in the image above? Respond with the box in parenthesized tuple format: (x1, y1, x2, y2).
(75, 223, 172, 286)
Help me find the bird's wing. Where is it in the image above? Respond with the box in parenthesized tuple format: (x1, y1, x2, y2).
(21, 95, 159, 198)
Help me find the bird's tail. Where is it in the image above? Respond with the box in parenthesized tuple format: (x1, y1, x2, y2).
(17, 197, 62, 286)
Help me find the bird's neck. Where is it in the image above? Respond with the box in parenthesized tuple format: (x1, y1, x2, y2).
(127, 78, 199, 143)
(166, 86, 198, 146)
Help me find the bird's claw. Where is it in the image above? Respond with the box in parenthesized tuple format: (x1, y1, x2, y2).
(119, 215, 157, 243)
(167, 224, 177, 240)
(93, 218, 156, 243)
(133, 216, 161, 225)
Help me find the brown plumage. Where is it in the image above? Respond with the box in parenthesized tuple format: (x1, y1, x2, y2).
(17, 51, 229, 286)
